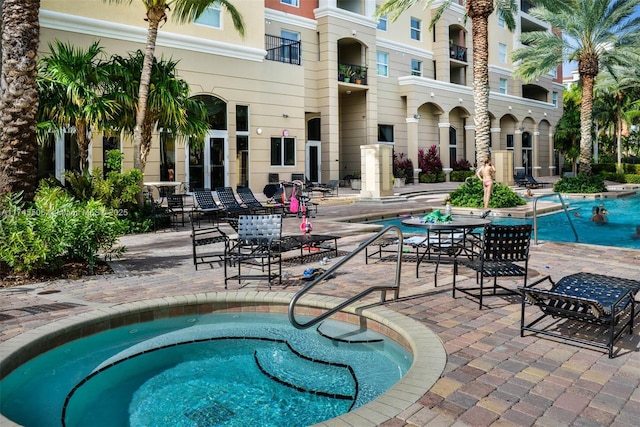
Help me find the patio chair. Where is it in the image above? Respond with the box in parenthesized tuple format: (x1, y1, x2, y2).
(513, 170, 529, 188)
(193, 190, 224, 224)
(190, 215, 229, 270)
(167, 194, 190, 227)
(215, 187, 253, 216)
(453, 224, 532, 309)
(224, 214, 283, 289)
(525, 174, 548, 188)
(236, 186, 274, 214)
(144, 190, 171, 232)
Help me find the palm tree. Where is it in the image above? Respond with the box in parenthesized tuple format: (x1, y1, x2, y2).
(376, 0, 518, 166)
(104, 0, 245, 174)
(594, 67, 640, 171)
(0, 0, 40, 200)
(37, 41, 118, 173)
(512, 0, 640, 175)
(105, 51, 210, 171)
(554, 86, 582, 174)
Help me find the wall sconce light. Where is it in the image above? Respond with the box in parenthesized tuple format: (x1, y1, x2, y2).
(458, 98, 463, 103)
(430, 92, 435, 97)
(282, 113, 289, 118)
(345, 90, 352, 95)
(413, 114, 421, 119)
(256, 128, 263, 135)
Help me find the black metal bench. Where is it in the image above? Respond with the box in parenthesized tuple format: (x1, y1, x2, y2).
(519, 273, 640, 358)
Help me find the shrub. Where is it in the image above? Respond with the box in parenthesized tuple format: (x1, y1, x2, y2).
(0, 185, 126, 273)
(419, 172, 446, 183)
(448, 178, 526, 208)
(625, 174, 640, 184)
(552, 174, 607, 193)
(418, 145, 442, 175)
(452, 158, 473, 171)
(601, 171, 626, 183)
(393, 152, 414, 179)
(450, 170, 475, 182)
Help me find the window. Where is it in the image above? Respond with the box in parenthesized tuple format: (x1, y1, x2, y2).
(498, 43, 507, 63)
(411, 59, 422, 76)
(377, 8, 387, 31)
(410, 17, 421, 41)
(281, 0, 299, 6)
(195, 3, 221, 28)
(377, 51, 389, 77)
(499, 78, 507, 94)
(160, 131, 176, 181)
(378, 125, 394, 143)
(498, 11, 505, 28)
(236, 105, 249, 132)
(280, 30, 300, 64)
(271, 137, 296, 166)
(552, 91, 558, 107)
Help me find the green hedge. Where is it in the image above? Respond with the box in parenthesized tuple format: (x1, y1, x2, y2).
(450, 170, 475, 182)
(553, 174, 607, 193)
(419, 172, 446, 183)
(448, 178, 526, 208)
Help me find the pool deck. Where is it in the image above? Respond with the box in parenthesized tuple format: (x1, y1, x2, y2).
(1, 180, 639, 427)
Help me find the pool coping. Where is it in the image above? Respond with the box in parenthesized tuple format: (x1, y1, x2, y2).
(0, 292, 447, 427)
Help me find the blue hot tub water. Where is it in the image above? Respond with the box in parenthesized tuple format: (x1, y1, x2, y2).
(0, 313, 412, 427)
(377, 193, 640, 249)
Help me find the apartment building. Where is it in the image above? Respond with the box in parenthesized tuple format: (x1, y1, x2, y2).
(37, 0, 563, 193)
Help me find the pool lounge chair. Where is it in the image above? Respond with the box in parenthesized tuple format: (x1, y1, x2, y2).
(525, 174, 548, 188)
(236, 186, 280, 214)
(193, 190, 224, 224)
(215, 187, 253, 216)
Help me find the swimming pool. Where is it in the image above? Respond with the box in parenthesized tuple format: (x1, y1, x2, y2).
(374, 193, 640, 249)
(0, 311, 412, 426)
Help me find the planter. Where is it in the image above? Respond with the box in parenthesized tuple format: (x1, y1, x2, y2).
(393, 177, 405, 188)
(350, 179, 361, 190)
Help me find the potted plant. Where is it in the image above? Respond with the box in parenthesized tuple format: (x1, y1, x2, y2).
(393, 152, 413, 186)
(347, 171, 361, 190)
(339, 64, 354, 83)
(354, 66, 366, 84)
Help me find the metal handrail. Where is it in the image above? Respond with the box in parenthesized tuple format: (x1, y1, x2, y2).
(531, 193, 578, 244)
(288, 225, 404, 330)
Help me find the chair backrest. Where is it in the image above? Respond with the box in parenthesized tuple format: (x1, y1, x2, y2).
(215, 187, 244, 210)
(525, 174, 539, 184)
(481, 224, 532, 262)
(291, 173, 305, 182)
(237, 214, 282, 244)
(167, 194, 184, 209)
(268, 173, 280, 184)
(194, 191, 217, 209)
(236, 186, 261, 208)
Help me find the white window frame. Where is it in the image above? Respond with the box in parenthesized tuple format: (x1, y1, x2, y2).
(499, 78, 507, 94)
(280, 29, 301, 64)
(377, 51, 389, 77)
(498, 43, 507, 63)
(377, 11, 387, 31)
(498, 11, 505, 28)
(552, 91, 558, 107)
(410, 17, 421, 41)
(411, 59, 422, 77)
(194, 3, 222, 29)
(281, 0, 299, 7)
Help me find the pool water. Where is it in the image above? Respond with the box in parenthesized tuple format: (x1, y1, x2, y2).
(0, 313, 412, 427)
(375, 193, 640, 249)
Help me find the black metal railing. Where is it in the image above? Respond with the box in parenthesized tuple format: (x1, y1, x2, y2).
(265, 34, 301, 65)
(521, 0, 535, 14)
(449, 44, 467, 62)
(337, 63, 367, 85)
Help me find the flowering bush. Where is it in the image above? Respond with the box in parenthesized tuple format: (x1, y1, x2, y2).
(393, 152, 414, 179)
(452, 158, 473, 171)
(418, 145, 443, 175)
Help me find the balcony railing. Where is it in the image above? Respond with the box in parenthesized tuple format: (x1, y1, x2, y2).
(449, 44, 467, 62)
(265, 34, 301, 65)
(521, 0, 535, 14)
(337, 63, 367, 85)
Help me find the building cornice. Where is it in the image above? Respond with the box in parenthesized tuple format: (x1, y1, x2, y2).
(314, 5, 378, 29)
(40, 9, 267, 62)
(265, 9, 317, 31)
(377, 39, 434, 60)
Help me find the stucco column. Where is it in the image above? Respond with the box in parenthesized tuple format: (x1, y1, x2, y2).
(406, 116, 419, 183)
(438, 118, 451, 170)
(490, 127, 501, 150)
(514, 128, 523, 170)
(548, 128, 556, 176)
(465, 125, 476, 163)
(360, 144, 393, 198)
(533, 129, 541, 177)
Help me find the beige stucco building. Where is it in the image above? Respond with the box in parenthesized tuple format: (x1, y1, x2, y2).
(36, 0, 563, 193)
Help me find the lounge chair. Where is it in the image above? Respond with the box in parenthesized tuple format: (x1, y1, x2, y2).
(215, 187, 253, 216)
(193, 190, 224, 224)
(236, 186, 279, 214)
(525, 174, 548, 188)
(190, 215, 229, 270)
(513, 171, 529, 188)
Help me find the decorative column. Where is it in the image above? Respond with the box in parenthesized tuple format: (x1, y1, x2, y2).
(548, 128, 556, 176)
(513, 128, 523, 176)
(533, 125, 541, 177)
(406, 116, 420, 183)
(465, 124, 476, 163)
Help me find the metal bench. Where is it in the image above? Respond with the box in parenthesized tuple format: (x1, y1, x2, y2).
(519, 272, 640, 358)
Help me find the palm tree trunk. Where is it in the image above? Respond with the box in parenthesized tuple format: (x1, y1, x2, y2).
(579, 74, 595, 175)
(0, 0, 40, 200)
(76, 120, 89, 174)
(467, 1, 493, 167)
(134, 17, 161, 174)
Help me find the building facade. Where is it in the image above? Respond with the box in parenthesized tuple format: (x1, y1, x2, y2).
(37, 0, 563, 192)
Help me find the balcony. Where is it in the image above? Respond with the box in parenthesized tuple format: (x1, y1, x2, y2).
(265, 35, 301, 65)
(337, 63, 367, 85)
(521, 1, 535, 14)
(449, 44, 467, 62)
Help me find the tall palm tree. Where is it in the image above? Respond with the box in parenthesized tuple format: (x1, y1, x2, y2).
(37, 41, 118, 173)
(104, 0, 245, 174)
(376, 0, 518, 166)
(554, 86, 582, 174)
(0, 0, 40, 200)
(105, 51, 209, 171)
(512, 0, 640, 175)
